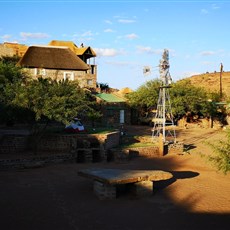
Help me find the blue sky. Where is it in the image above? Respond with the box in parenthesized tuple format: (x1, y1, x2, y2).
(0, 0, 230, 90)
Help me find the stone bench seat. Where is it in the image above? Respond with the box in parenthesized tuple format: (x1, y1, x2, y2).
(78, 168, 173, 200)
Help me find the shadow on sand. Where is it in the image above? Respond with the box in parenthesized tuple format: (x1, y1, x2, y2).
(154, 170, 200, 190)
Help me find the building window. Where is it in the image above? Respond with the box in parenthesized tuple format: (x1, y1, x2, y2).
(91, 65, 95, 74)
(64, 72, 74, 81)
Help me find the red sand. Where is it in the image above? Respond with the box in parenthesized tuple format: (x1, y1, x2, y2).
(0, 125, 229, 230)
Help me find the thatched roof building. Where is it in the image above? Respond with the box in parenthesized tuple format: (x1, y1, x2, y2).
(1, 42, 28, 57)
(48, 40, 96, 59)
(17, 45, 89, 70)
(48, 40, 79, 54)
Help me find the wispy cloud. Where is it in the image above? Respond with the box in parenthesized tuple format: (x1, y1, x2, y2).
(94, 48, 125, 57)
(136, 46, 163, 55)
(201, 61, 213, 66)
(104, 28, 115, 33)
(0, 34, 12, 41)
(20, 32, 50, 40)
(211, 4, 220, 10)
(118, 19, 136, 24)
(136, 46, 176, 58)
(125, 33, 138, 40)
(81, 30, 94, 37)
(200, 50, 215, 56)
(199, 49, 225, 57)
(105, 20, 113, 24)
(105, 60, 134, 66)
(201, 4, 220, 15)
(73, 30, 99, 43)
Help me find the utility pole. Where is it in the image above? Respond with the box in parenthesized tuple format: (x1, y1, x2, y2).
(152, 49, 176, 143)
(220, 63, 223, 99)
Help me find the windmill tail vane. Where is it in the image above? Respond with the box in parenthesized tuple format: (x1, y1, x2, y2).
(143, 66, 151, 76)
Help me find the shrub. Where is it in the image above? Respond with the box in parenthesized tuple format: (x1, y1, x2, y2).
(207, 129, 230, 174)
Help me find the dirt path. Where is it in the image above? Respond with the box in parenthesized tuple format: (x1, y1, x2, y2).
(0, 125, 229, 230)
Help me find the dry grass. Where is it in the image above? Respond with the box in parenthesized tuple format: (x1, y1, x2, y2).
(181, 71, 230, 98)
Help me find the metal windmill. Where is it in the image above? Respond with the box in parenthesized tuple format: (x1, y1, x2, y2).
(152, 49, 176, 143)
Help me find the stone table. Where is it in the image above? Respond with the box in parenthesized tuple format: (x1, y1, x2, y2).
(78, 168, 173, 199)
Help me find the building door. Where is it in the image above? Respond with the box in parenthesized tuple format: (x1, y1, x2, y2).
(120, 110, 125, 124)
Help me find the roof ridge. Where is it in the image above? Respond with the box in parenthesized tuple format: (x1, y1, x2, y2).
(30, 45, 69, 49)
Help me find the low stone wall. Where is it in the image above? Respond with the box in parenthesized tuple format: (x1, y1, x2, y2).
(128, 146, 160, 157)
(0, 135, 28, 154)
(168, 142, 184, 155)
(107, 146, 160, 162)
(101, 131, 121, 150)
(0, 131, 120, 159)
(107, 141, 185, 162)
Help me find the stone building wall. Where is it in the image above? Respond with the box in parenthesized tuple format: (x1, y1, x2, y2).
(99, 105, 131, 127)
(24, 68, 97, 89)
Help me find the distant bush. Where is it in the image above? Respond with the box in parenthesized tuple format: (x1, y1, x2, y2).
(207, 129, 230, 174)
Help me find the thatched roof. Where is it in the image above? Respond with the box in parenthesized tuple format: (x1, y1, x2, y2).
(2, 42, 28, 57)
(48, 40, 79, 53)
(48, 40, 96, 58)
(112, 87, 133, 101)
(76, 47, 96, 57)
(118, 87, 133, 94)
(17, 46, 89, 70)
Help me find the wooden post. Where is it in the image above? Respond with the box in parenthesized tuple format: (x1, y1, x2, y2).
(220, 63, 223, 99)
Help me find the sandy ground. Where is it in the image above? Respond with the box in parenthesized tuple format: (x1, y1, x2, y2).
(0, 125, 229, 230)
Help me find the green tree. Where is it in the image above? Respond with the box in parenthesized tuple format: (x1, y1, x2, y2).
(10, 77, 99, 153)
(126, 79, 161, 114)
(170, 79, 209, 118)
(12, 77, 95, 125)
(125, 78, 223, 123)
(0, 59, 26, 84)
(0, 55, 20, 65)
(170, 80, 225, 125)
(0, 59, 29, 125)
(97, 82, 109, 92)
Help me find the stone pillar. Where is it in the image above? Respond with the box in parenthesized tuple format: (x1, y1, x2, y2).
(158, 133, 169, 156)
(159, 133, 164, 156)
(93, 181, 116, 200)
(85, 150, 93, 163)
(130, 181, 153, 197)
(99, 143, 106, 161)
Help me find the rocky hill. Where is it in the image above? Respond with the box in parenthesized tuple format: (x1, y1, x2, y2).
(180, 71, 230, 98)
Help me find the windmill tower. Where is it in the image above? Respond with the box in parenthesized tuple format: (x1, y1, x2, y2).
(152, 49, 176, 143)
